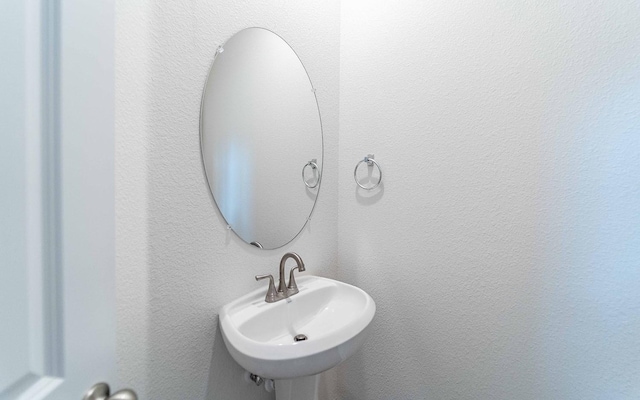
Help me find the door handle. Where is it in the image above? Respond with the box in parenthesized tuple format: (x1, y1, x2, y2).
(83, 382, 137, 400)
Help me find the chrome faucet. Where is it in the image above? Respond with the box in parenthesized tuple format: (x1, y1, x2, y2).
(278, 252, 305, 295)
(256, 252, 305, 303)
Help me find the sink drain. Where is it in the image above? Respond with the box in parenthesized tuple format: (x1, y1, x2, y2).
(294, 334, 308, 342)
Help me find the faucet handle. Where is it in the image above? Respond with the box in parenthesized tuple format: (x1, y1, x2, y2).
(255, 274, 278, 303)
(287, 266, 304, 295)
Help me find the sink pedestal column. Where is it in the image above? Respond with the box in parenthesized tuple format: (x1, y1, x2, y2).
(275, 374, 320, 400)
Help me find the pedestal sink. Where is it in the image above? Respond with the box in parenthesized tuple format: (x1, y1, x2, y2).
(219, 275, 376, 400)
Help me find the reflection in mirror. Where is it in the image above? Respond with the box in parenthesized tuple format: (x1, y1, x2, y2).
(200, 28, 323, 249)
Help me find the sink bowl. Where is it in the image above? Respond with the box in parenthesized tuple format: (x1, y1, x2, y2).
(219, 275, 376, 379)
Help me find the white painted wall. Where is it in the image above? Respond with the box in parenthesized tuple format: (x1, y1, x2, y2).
(116, 1, 640, 399)
(338, 1, 640, 399)
(115, 1, 340, 399)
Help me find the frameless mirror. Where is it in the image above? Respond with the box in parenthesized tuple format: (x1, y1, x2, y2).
(200, 28, 323, 250)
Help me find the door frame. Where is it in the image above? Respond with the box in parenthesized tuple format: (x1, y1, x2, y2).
(5, 0, 117, 398)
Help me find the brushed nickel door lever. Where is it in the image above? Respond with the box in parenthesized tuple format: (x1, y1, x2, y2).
(83, 382, 138, 400)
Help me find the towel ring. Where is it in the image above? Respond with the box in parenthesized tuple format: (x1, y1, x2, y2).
(354, 154, 382, 190)
(302, 159, 321, 189)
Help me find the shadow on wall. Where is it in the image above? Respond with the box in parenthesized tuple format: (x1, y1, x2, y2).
(332, 349, 368, 400)
(537, 78, 640, 397)
(204, 316, 340, 400)
(355, 182, 384, 206)
(205, 318, 269, 399)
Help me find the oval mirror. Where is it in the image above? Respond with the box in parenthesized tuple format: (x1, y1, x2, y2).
(200, 28, 323, 250)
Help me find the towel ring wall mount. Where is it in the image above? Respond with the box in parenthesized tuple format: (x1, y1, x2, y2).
(354, 154, 382, 190)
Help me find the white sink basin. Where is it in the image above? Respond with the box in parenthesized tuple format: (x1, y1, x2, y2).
(219, 275, 376, 379)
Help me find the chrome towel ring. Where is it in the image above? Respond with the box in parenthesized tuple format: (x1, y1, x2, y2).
(302, 159, 321, 188)
(354, 154, 382, 190)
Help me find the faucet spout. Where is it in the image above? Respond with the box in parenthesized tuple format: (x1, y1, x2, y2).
(278, 252, 305, 295)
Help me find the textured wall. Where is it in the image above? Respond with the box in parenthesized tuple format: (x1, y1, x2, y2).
(115, 1, 340, 399)
(338, 1, 640, 399)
